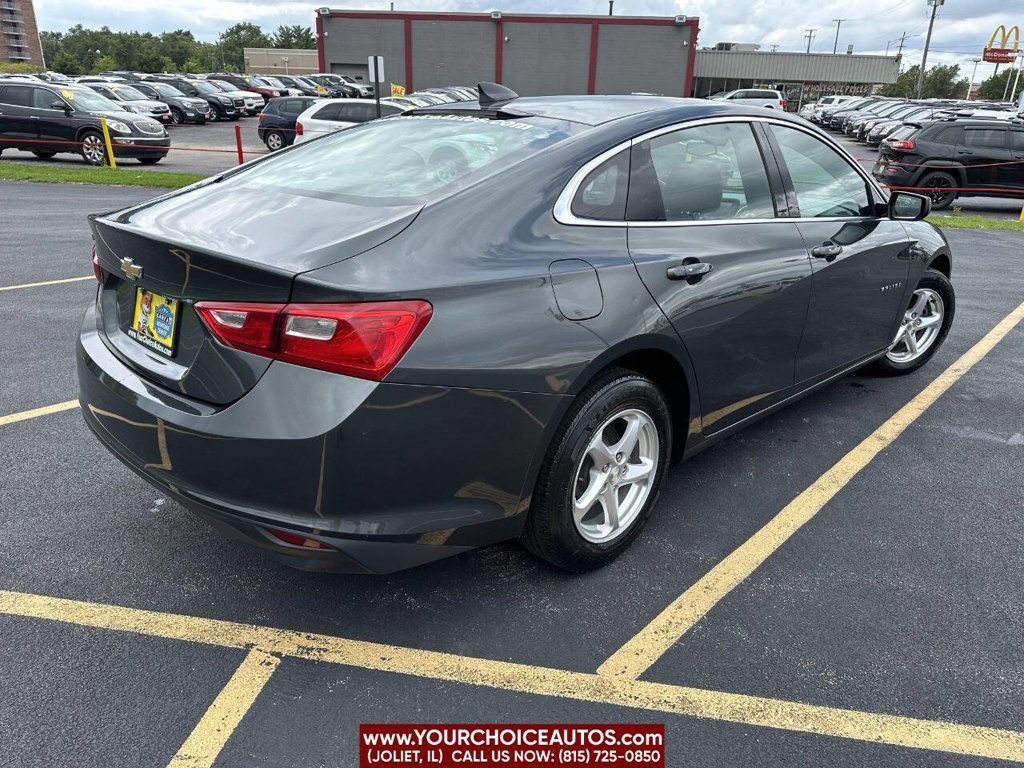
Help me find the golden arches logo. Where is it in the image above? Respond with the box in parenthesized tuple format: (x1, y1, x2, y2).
(984, 24, 1020, 63)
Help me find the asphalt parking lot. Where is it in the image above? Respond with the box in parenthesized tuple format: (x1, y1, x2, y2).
(1, 180, 1023, 767)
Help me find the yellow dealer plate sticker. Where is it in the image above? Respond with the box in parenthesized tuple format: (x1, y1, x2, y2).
(127, 288, 179, 357)
(62, 90, 74, 100)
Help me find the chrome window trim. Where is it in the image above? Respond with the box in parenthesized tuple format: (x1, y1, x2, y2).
(553, 114, 889, 229)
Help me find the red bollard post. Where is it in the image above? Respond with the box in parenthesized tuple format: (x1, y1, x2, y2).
(234, 124, 244, 165)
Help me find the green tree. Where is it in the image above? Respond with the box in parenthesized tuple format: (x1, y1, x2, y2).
(217, 22, 271, 72)
(91, 54, 118, 74)
(51, 49, 84, 76)
(976, 68, 1016, 100)
(879, 63, 968, 99)
(271, 25, 316, 49)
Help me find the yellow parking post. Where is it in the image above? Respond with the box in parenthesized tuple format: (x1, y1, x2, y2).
(1020, 202, 1024, 221)
(99, 117, 117, 169)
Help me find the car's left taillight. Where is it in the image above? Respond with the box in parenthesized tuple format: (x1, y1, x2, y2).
(91, 245, 103, 282)
(295, 120, 304, 136)
(194, 300, 432, 381)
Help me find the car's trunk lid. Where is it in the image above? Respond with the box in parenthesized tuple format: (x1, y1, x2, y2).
(90, 180, 421, 404)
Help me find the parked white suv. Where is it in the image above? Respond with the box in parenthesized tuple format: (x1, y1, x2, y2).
(712, 88, 787, 110)
(809, 94, 857, 123)
(294, 98, 405, 143)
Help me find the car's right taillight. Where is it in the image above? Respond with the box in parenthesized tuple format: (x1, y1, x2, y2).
(889, 139, 915, 150)
(91, 245, 103, 282)
(295, 120, 303, 136)
(194, 300, 432, 381)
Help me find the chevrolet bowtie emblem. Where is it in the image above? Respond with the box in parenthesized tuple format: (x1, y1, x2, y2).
(119, 257, 143, 280)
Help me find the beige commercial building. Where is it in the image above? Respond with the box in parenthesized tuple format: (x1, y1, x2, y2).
(243, 47, 319, 75)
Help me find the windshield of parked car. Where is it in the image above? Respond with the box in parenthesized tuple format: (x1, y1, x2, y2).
(191, 81, 223, 95)
(64, 87, 126, 112)
(207, 80, 235, 92)
(262, 77, 286, 87)
(109, 84, 148, 101)
(231, 114, 581, 201)
(247, 77, 270, 87)
(148, 83, 185, 97)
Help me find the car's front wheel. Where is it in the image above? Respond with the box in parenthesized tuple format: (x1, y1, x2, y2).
(872, 269, 955, 376)
(210, 103, 223, 122)
(79, 131, 107, 166)
(522, 369, 671, 571)
(169, 107, 184, 125)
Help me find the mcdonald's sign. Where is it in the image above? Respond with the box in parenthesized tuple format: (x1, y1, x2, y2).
(983, 24, 1020, 63)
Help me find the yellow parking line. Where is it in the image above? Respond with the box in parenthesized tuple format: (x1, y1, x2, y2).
(0, 276, 92, 291)
(168, 649, 280, 768)
(1, 589, 1023, 762)
(0, 400, 79, 427)
(598, 299, 1024, 681)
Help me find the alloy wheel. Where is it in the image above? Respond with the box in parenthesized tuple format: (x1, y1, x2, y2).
(924, 176, 954, 205)
(887, 288, 944, 364)
(267, 132, 284, 151)
(572, 408, 659, 544)
(81, 134, 106, 165)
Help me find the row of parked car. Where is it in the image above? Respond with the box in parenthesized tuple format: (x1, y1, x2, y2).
(255, 86, 479, 151)
(800, 93, 1024, 210)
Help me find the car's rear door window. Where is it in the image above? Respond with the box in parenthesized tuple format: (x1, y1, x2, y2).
(1011, 130, 1024, 151)
(627, 122, 775, 222)
(337, 103, 377, 123)
(962, 127, 1008, 149)
(312, 103, 342, 121)
(767, 123, 872, 218)
(0, 85, 31, 107)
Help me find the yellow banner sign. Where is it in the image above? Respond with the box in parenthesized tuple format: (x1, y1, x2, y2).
(390, 83, 406, 97)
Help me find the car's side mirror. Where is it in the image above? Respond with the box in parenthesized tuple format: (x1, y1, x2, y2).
(888, 191, 930, 221)
(50, 100, 70, 114)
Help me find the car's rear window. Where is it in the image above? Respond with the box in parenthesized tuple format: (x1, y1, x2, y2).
(232, 114, 580, 201)
(888, 125, 917, 141)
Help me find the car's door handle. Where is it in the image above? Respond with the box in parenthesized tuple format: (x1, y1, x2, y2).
(667, 261, 712, 280)
(811, 243, 843, 260)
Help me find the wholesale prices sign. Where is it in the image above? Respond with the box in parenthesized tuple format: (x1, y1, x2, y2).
(360, 724, 665, 767)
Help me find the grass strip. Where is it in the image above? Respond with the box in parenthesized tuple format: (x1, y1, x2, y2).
(0, 161, 203, 189)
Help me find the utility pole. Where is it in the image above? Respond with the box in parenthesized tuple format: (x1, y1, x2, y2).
(965, 57, 981, 99)
(832, 19, 845, 55)
(608, 0, 613, 15)
(915, 0, 943, 100)
(770, 44, 779, 53)
(804, 28, 817, 54)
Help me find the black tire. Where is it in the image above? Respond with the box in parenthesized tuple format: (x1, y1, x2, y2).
(169, 107, 184, 125)
(138, 157, 161, 165)
(521, 368, 672, 572)
(32, 151, 56, 159)
(917, 170, 957, 210)
(209, 103, 223, 122)
(79, 130, 107, 166)
(264, 130, 285, 151)
(870, 269, 955, 376)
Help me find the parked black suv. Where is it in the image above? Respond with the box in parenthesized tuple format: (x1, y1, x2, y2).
(150, 76, 241, 121)
(131, 81, 211, 125)
(0, 80, 169, 165)
(257, 96, 317, 151)
(872, 118, 1024, 209)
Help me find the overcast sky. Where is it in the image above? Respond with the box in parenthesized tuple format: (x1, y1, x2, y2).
(37, 0, 1017, 81)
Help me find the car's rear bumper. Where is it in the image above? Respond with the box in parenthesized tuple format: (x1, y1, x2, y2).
(77, 305, 562, 573)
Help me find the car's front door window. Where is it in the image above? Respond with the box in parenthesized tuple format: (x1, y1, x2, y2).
(767, 123, 872, 218)
(629, 121, 776, 222)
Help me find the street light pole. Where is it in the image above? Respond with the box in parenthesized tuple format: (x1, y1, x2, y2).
(965, 57, 981, 99)
(805, 28, 817, 54)
(832, 19, 845, 55)
(915, 0, 943, 100)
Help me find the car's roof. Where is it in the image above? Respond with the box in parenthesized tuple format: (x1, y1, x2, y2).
(416, 95, 766, 127)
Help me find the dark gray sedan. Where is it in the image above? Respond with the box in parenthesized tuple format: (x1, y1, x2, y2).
(78, 85, 954, 574)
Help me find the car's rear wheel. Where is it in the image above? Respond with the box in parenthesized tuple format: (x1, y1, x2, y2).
(918, 171, 957, 210)
(522, 369, 671, 571)
(169, 107, 184, 125)
(79, 131, 107, 166)
(872, 269, 954, 376)
(32, 151, 56, 159)
(264, 130, 285, 151)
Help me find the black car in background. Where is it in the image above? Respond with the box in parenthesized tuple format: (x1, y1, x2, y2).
(132, 81, 211, 125)
(78, 89, 953, 574)
(304, 74, 354, 98)
(207, 73, 283, 103)
(873, 117, 1024, 209)
(150, 76, 241, 121)
(257, 96, 317, 150)
(0, 80, 169, 165)
(268, 75, 321, 97)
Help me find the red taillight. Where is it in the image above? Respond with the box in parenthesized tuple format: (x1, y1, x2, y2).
(194, 300, 432, 381)
(265, 527, 333, 549)
(91, 245, 103, 282)
(889, 139, 915, 150)
(780, 98, 788, 110)
(258, 112, 265, 124)
(295, 120, 303, 136)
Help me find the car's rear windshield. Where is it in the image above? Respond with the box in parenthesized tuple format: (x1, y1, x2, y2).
(230, 114, 581, 201)
(888, 125, 917, 141)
